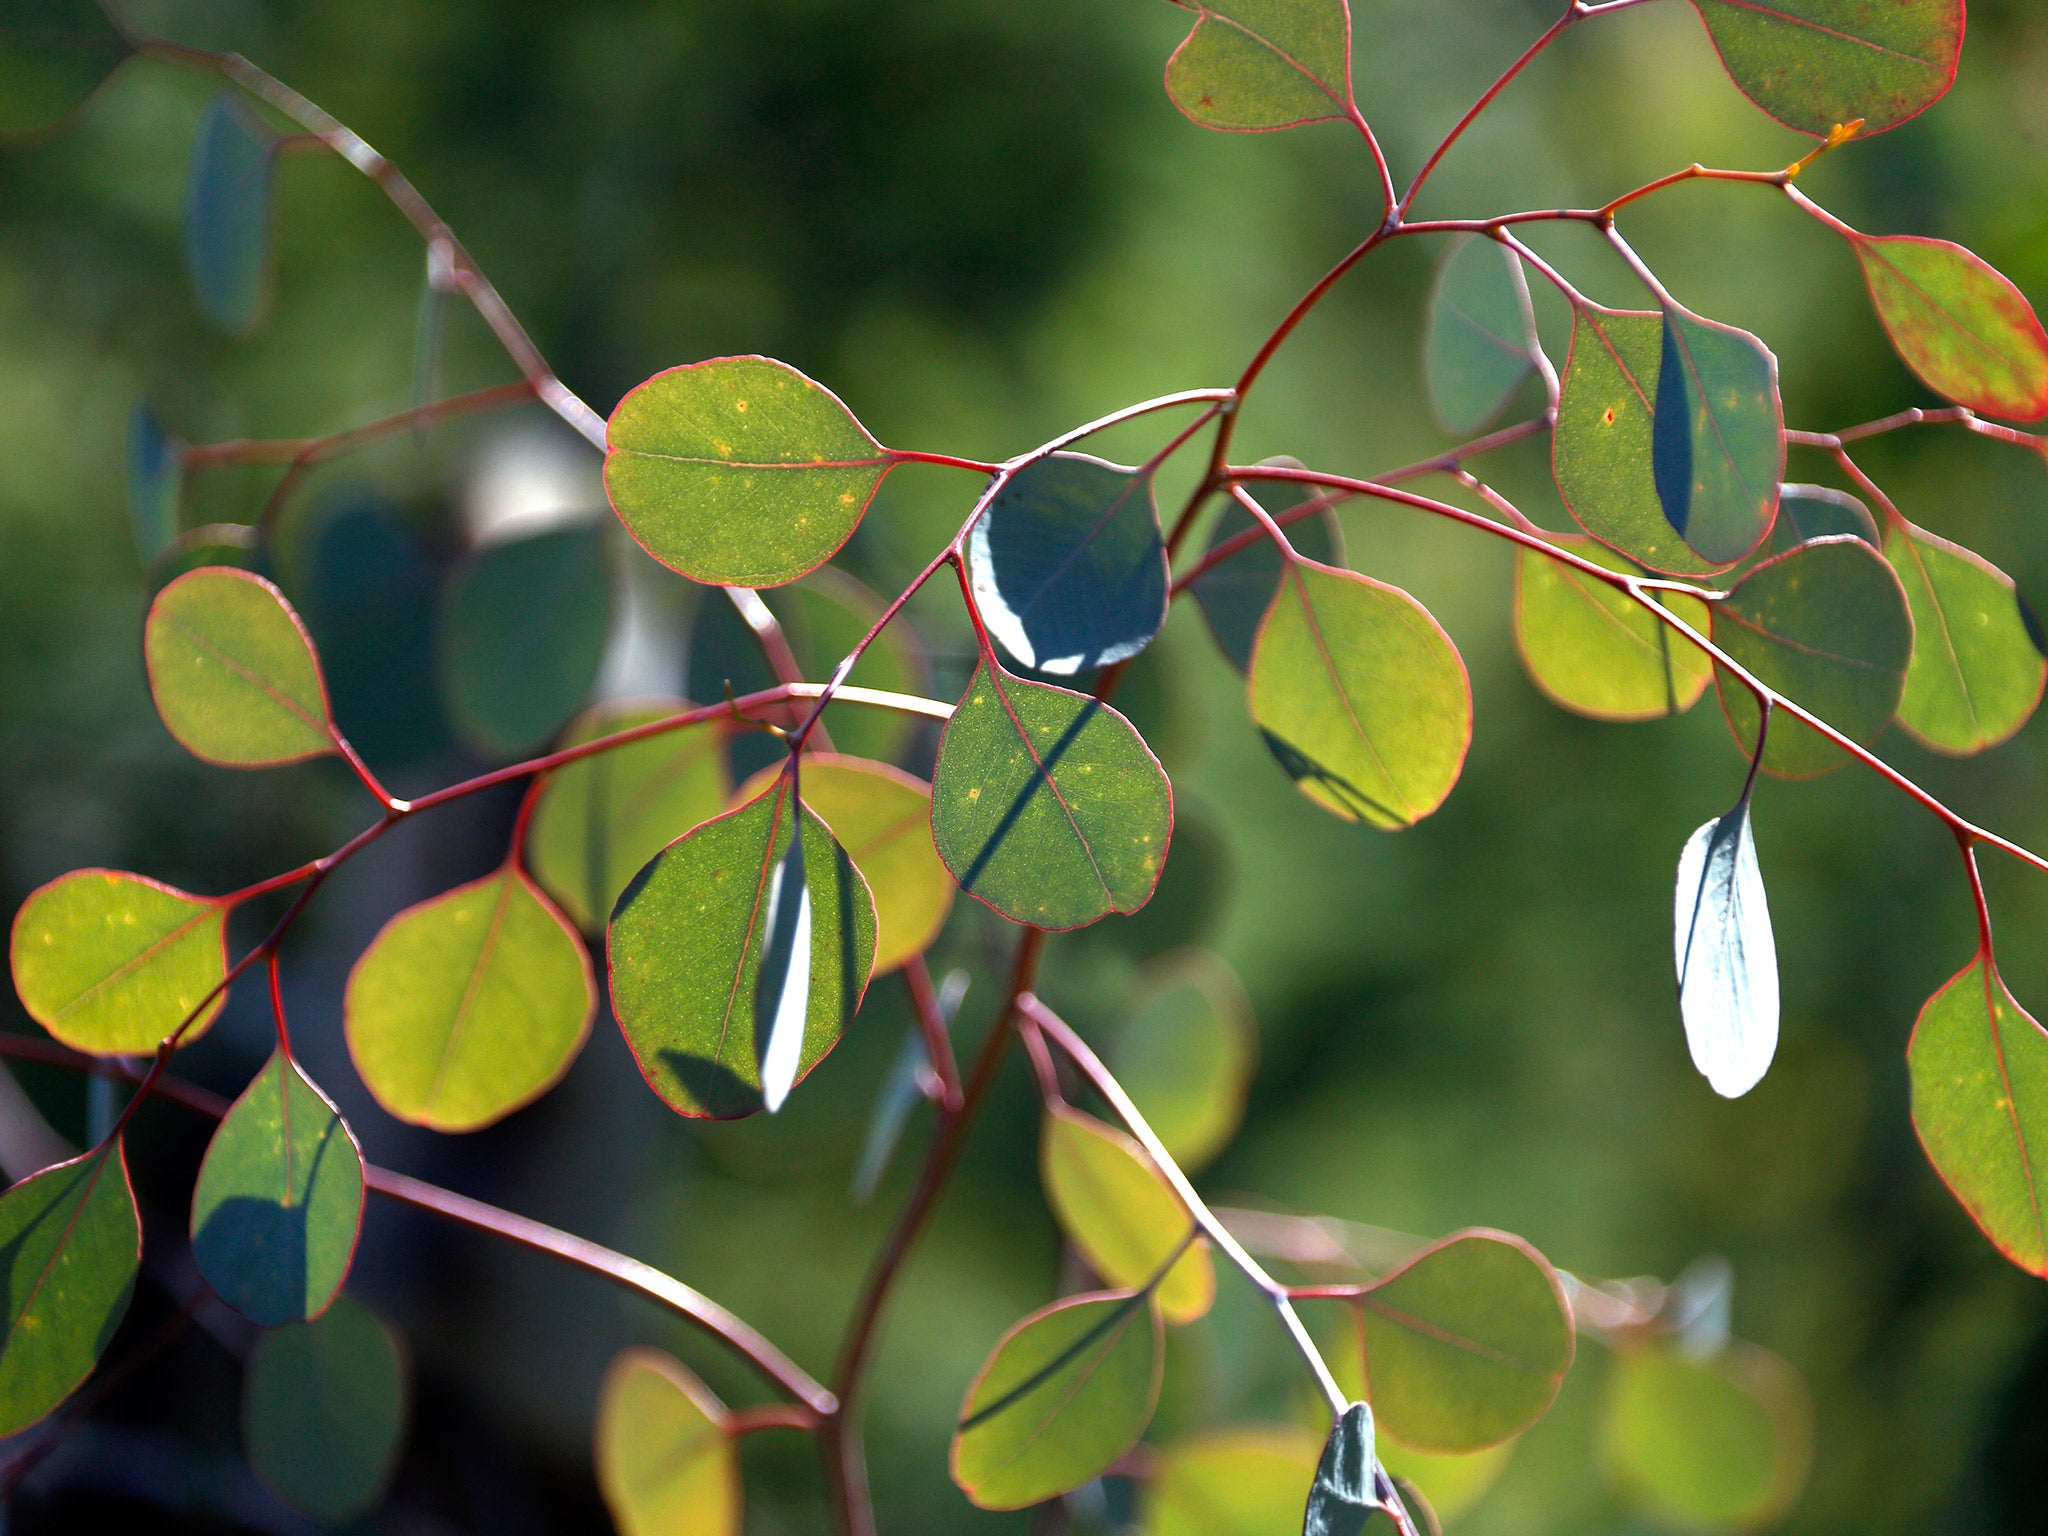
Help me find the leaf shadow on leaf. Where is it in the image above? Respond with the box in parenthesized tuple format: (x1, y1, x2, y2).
(955, 695, 1103, 896)
(1257, 731, 1405, 826)
(193, 1111, 354, 1322)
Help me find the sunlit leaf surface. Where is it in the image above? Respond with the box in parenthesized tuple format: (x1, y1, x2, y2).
(1512, 535, 1712, 721)
(1651, 305, 1783, 568)
(1110, 949, 1256, 1172)
(1163, 0, 1353, 132)
(1425, 236, 1540, 435)
(1853, 235, 2048, 421)
(1192, 466, 1344, 674)
(596, 1346, 739, 1536)
(1042, 1104, 1214, 1324)
(1674, 798, 1778, 1099)
(244, 1294, 406, 1523)
(1689, 0, 1962, 136)
(1143, 1425, 1321, 1536)
(1377, 1437, 1513, 1527)
(183, 93, 277, 330)
(1766, 483, 1878, 556)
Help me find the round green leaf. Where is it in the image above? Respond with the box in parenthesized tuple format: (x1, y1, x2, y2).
(952, 1291, 1162, 1511)
(1357, 1231, 1574, 1453)
(1853, 234, 2048, 422)
(609, 774, 877, 1119)
(736, 755, 953, 975)
(1767, 483, 1879, 556)
(1042, 1104, 1214, 1325)
(596, 1346, 740, 1536)
(1513, 535, 1712, 721)
(1143, 1425, 1322, 1536)
(1249, 558, 1471, 829)
(1712, 536, 1912, 778)
(527, 702, 730, 934)
(0, 0, 132, 139)
(604, 355, 893, 587)
(244, 1294, 407, 1523)
(439, 524, 613, 758)
(931, 659, 1171, 929)
(191, 1049, 364, 1327)
(1908, 955, 2048, 1276)
(145, 567, 338, 768)
(970, 453, 1168, 675)
(1377, 1438, 1512, 1527)
(1689, 0, 1962, 137)
(1425, 236, 1541, 436)
(0, 1141, 139, 1437)
(1163, 0, 1353, 133)
(1110, 949, 1256, 1172)
(1883, 516, 2046, 754)
(184, 92, 277, 331)
(10, 868, 228, 1055)
(128, 401, 182, 563)
(1602, 1341, 1812, 1531)
(1651, 305, 1783, 568)
(345, 865, 597, 1132)
(1192, 463, 1345, 675)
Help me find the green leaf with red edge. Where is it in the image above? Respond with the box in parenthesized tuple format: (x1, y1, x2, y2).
(1650, 304, 1784, 568)
(951, 1291, 1162, 1510)
(0, 0, 132, 140)
(604, 356, 895, 587)
(1042, 1104, 1214, 1325)
(1425, 235, 1542, 436)
(608, 773, 876, 1119)
(1110, 949, 1257, 1173)
(1908, 954, 2048, 1276)
(190, 1049, 364, 1327)
(596, 1346, 740, 1536)
(1513, 534, 1713, 722)
(1712, 536, 1912, 778)
(1191, 462, 1345, 675)
(344, 866, 596, 1132)
(1688, 0, 1962, 137)
(1249, 557, 1471, 829)
(1142, 1425, 1323, 1536)
(0, 1140, 139, 1437)
(10, 868, 228, 1055)
(184, 92, 278, 331)
(1163, 0, 1353, 133)
(244, 1294, 407, 1523)
(146, 567, 338, 768)
(1882, 516, 2047, 754)
(1852, 235, 2048, 422)
(1357, 1230, 1574, 1454)
(930, 659, 1172, 930)
(1767, 483, 1879, 556)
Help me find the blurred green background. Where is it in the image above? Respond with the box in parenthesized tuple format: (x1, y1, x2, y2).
(5, 0, 2048, 1531)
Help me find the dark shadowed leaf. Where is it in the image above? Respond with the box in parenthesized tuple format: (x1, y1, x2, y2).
(1766, 484, 1878, 555)
(596, 1346, 740, 1536)
(183, 92, 277, 330)
(609, 774, 875, 1119)
(145, 567, 338, 768)
(1163, 0, 1353, 132)
(244, 1294, 406, 1523)
(930, 660, 1171, 929)
(1358, 1232, 1573, 1453)
(1650, 305, 1783, 568)
(1883, 516, 2046, 754)
(1143, 1425, 1322, 1536)
(1304, 1403, 1378, 1536)
(527, 702, 729, 933)
(0, 0, 131, 139)
(1192, 466, 1345, 674)
(1425, 237, 1541, 435)
(1249, 558, 1471, 829)
(190, 1050, 363, 1327)
(345, 865, 596, 1131)
(0, 1141, 138, 1436)
(1110, 949, 1256, 1172)
(10, 868, 228, 1055)
(1712, 536, 1912, 777)
(604, 356, 894, 587)
(1852, 234, 2048, 421)
(128, 402, 181, 563)
(1042, 1105, 1213, 1325)
(1688, 0, 1962, 136)
(970, 453, 1168, 675)
(1908, 955, 2048, 1276)
(439, 524, 612, 758)
(1674, 796, 1778, 1099)
(1513, 535, 1712, 721)
(951, 1291, 1161, 1510)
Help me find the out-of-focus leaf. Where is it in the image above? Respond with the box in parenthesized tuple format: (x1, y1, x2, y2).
(128, 402, 182, 563)
(183, 92, 277, 330)
(854, 1024, 932, 1203)
(1192, 466, 1344, 674)
(1712, 537, 1912, 777)
(609, 774, 875, 1119)
(1675, 797, 1778, 1099)
(1142, 1425, 1321, 1536)
(527, 702, 729, 934)
(345, 866, 596, 1131)
(191, 1050, 363, 1327)
(9, 868, 227, 1054)
(1042, 1104, 1214, 1325)
(1512, 535, 1712, 721)
(1766, 483, 1878, 555)
(930, 660, 1171, 929)
(439, 524, 612, 758)
(1908, 955, 2048, 1276)
(595, 1346, 739, 1536)
(1163, 0, 1353, 132)
(1110, 949, 1256, 1172)
(0, 1141, 139, 1436)
(952, 1291, 1161, 1510)
(145, 567, 338, 768)
(1883, 515, 2047, 754)
(1853, 234, 2048, 420)
(1425, 237, 1541, 435)
(1357, 1232, 1573, 1453)
(1650, 305, 1782, 569)
(244, 1294, 406, 1523)
(1688, 0, 1962, 136)
(604, 355, 893, 586)
(1249, 558, 1471, 829)
(1377, 1439, 1512, 1528)
(0, 0, 131, 138)
(970, 453, 1168, 675)
(1602, 1340, 1812, 1531)
(1304, 1402, 1378, 1536)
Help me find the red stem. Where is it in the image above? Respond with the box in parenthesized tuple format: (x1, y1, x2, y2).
(900, 958, 964, 1114)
